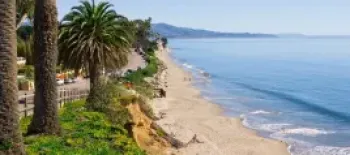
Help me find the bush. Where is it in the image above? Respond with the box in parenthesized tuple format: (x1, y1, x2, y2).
(18, 65, 34, 80)
(118, 95, 138, 106)
(105, 103, 131, 126)
(24, 66, 34, 80)
(85, 82, 121, 112)
(124, 54, 158, 84)
(85, 82, 134, 127)
(161, 37, 168, 48)
(148, 41, 158, 51)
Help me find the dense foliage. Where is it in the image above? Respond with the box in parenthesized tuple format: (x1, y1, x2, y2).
(161, 37, 168, 47)
(16, 0, 34, 28)
(17, 35, 34, 65)
(17, 25, 34, 65)
(124, 53, 158, 84)
(59, 1, 131, 71)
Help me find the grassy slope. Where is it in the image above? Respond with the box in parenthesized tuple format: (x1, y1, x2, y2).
(21, 100, 145, 155)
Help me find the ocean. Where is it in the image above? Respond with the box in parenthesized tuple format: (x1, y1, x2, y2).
(168, 38, 350, 155)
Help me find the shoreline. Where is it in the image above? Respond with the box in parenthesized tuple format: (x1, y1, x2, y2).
(152, 47, 290, 155)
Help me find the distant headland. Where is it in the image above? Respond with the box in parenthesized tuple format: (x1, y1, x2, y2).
(151, 23, 277, 38)
(152, 23, 350, 39)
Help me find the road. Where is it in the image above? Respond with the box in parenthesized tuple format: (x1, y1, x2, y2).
(18, 78, 90, 97)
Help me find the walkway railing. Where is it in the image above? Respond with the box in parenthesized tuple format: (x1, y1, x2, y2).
(18, 88, 89, 117)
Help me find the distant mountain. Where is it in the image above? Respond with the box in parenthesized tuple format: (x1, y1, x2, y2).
(152, 23, 277, 38)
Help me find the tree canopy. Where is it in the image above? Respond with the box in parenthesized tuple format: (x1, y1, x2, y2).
(58, 1, 132, 71)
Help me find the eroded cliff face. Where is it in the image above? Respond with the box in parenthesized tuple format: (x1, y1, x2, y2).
(127, 103, 173, 155)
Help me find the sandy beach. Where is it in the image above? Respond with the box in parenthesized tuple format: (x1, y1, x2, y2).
(152, 47, 290, 155)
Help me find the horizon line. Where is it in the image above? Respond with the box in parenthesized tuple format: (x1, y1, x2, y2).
(153, 22, 350, 36)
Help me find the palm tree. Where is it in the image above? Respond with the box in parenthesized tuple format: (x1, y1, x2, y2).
(27, 0, 60, 135)
(132, 18, 156, 53)
(16, 0, 35, 29)
(0, 0, 25, 154)
(58, 0, 132, 107)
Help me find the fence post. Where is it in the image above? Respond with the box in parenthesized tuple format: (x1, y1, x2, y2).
(59, 89, 62, 108)
(24, 93, 27, 117)
(73, 89, 75, 101)
(70, 90, 72, 102)
(66, 89, 68, 103)
(63, 88, 66, 104)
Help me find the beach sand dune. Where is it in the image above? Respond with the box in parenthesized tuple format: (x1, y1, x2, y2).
(152, 47, 290, 155)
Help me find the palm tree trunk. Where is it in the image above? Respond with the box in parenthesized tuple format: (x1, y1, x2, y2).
(27, 0, 60, 135)
(0, 0, 25, 154)
(86, 62, 102, 106)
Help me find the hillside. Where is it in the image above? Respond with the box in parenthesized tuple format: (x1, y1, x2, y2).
(151, 23, 277, 38)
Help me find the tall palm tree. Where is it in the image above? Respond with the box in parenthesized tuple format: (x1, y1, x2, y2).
(27, 0, 60, 135)
(0, 0, 25, 154)
(58, 0, 131, 107)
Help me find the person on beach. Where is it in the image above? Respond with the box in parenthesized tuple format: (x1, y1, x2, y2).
(203, 72, 210, 77)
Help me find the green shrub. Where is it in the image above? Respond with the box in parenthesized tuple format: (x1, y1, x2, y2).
(105, 103, 131, 127)
(18, 65, 34, 80)
(124, 54, 158, 85)
(124, 71, 144, 84)
(24, 66, 34, 80)
(118, 95, 138, 106)
(20, 116, 32, 134)
(146, 48, 155, 56)
(85, 82, 120, 112)
(161, 37, 168, 47)
(85, 82, 133, 127)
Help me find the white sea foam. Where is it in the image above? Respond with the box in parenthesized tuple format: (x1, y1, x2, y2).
(250, 110, 272, 115)
(240, 114, 250, 127)
(202, 96, 212, 101)
(210, 97, 237, 100)
(182, 63, 193, 69)
(270, 135, 350, 155)
(296, 146, 350, 155)
(278, 128, 334, 137)
(259, 123, 293, 132)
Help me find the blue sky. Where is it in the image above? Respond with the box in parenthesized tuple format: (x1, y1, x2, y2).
(57, 0, 350, 35)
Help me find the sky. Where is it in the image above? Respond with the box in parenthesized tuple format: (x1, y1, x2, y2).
(57, 0, 350, 35)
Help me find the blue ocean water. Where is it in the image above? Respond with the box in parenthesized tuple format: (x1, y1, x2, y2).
(169, 38, 350, 155)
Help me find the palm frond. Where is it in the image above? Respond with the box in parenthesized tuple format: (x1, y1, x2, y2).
(59, 0, 132, 72)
